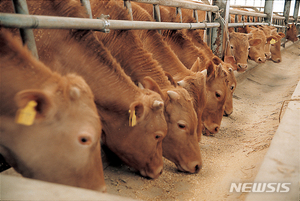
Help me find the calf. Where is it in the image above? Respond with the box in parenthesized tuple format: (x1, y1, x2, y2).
(0, 28, 106, 192)
(6, 0, 168, 179)
(92, 0, 202, 173)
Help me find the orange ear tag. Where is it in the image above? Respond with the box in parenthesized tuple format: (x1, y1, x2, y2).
(128, 109, 137, 127)
(270, 39, 277, 44)
(15, 101, 37, 126)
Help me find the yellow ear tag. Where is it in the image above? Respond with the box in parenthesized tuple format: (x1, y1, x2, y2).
(128, 109, 137, 127)
(15, 100, 37, 126)
(270, 39, 277, 44)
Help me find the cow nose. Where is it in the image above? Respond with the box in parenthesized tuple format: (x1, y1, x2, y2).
(257, 57, 263, 62)
(194, 164, 202, 173)
(265, 53, 271, 59)
(275, 58, 281, 63)
(214, 126, 219, 133)
(237, 63, 248, 69)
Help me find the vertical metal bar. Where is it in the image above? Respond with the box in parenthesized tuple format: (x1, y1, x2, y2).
(264, 0, 273, 25)
(176, 7, 182, 23)
(153, 4, 161, 34)
(153, 4, 161, 22)
(211, 0, 229, 59)
(124, 0, 133, 21)
(283, 0, 291, 36)
(235, 14, 238, 32)
(193, 9, 199, 23)
(293, 0, 300, 23)
(12, 0, 38, 59)
(81, 0, 92, 19)
(206, 11, 212, 48)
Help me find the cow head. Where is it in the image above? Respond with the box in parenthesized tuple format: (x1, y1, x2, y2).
(1, 79, 106, 192)
(212, 57, 236, 116)
(228, 32, 261, 72)
(0, 29, 106, 192)
(159, 74, 202, 174)
(286, 23, 299, 43)
(176, 68, 208, 141)
(101, 77, 167, 179)
(248, 29, 268, 63)
(202, 62, 228, 136)
(270, 31, 285, 63)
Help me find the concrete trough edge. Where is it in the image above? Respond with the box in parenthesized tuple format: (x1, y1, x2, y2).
(244, 79, 300, 201)
(0, 174, 139, 201)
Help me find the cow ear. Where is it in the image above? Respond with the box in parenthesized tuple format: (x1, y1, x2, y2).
(14, 89, 54, 125)
(206, 60, 215, 78)
(141, 76, 163, 97)
(277, 32, 285, 38)
(249, 38, 261, 46)
(266, 36, 277, 44)
(164, 71, 177, 88)
(190, 57, 201, 72)
(212, 56, 222, 66)
(215, 64, 227, 78)
(128, 101, 144, 127)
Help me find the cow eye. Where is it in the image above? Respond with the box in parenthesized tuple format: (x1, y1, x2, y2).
(248, 46, 250, 50)
(215, 92, 221, 98)
(230, 86, 234, 90)
(230, 45, 234, 49)
(177, 123, 186, 129)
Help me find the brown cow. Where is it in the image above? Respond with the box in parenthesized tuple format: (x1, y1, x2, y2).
(0, 28, 106, 192)
(91, 0, 202, 173)
(1, 0, 169, 179)
(286, 23, 298, 43)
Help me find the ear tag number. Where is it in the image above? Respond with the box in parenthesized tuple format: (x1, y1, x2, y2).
(128, 109, 137, 127)
(15, 101, 37, 126)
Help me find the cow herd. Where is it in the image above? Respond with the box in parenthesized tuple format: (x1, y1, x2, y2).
(0, 0, 298, 195)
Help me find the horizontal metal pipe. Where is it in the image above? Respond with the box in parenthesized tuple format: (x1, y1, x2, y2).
(272, 15, 285, 20)
(230, 5, 264, 9)
(228, 22, 268, 27)
(0, 13, 220, 30)
(131, 0, 219, 12)
(271, 24, 286, 28)
(229, 8, 267, 17)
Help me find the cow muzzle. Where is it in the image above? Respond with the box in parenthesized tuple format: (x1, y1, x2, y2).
(140, 165, 163, 179)
(176, 161, 202, 174)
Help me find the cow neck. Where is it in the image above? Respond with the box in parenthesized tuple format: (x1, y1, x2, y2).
(35, 28, 141, 112)
(91, 1, 171, 90)
(26, 0, 141, 111)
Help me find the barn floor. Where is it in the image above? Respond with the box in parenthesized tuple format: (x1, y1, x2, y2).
(2, 40, 300, 201)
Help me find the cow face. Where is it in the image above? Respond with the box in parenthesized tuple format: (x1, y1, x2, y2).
(212, 57, 236, 116)
(101, 78, 167, 179)
(270, 32, 285, 63)
(176, 70, 208, 141)
(228, 32, 261, 73)
(248, 29, 268, 63)
(202, 63, 228, 136)
(286, 23, 298, 43)
(162, 85, 202, 174)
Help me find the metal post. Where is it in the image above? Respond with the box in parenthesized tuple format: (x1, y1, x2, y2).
(124, 0, 133, 21)
(283, 0, 291, 27)
(293, 0, 300, 23)
(176, 7, 182, 23)
(211, 0, 229, 59)
(206, 11, 212, 48)
(80, 0, 92, 19)
(264, 0, 273, 25)
(193, 9, 199, 23)
(12, 0, 38, 59)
